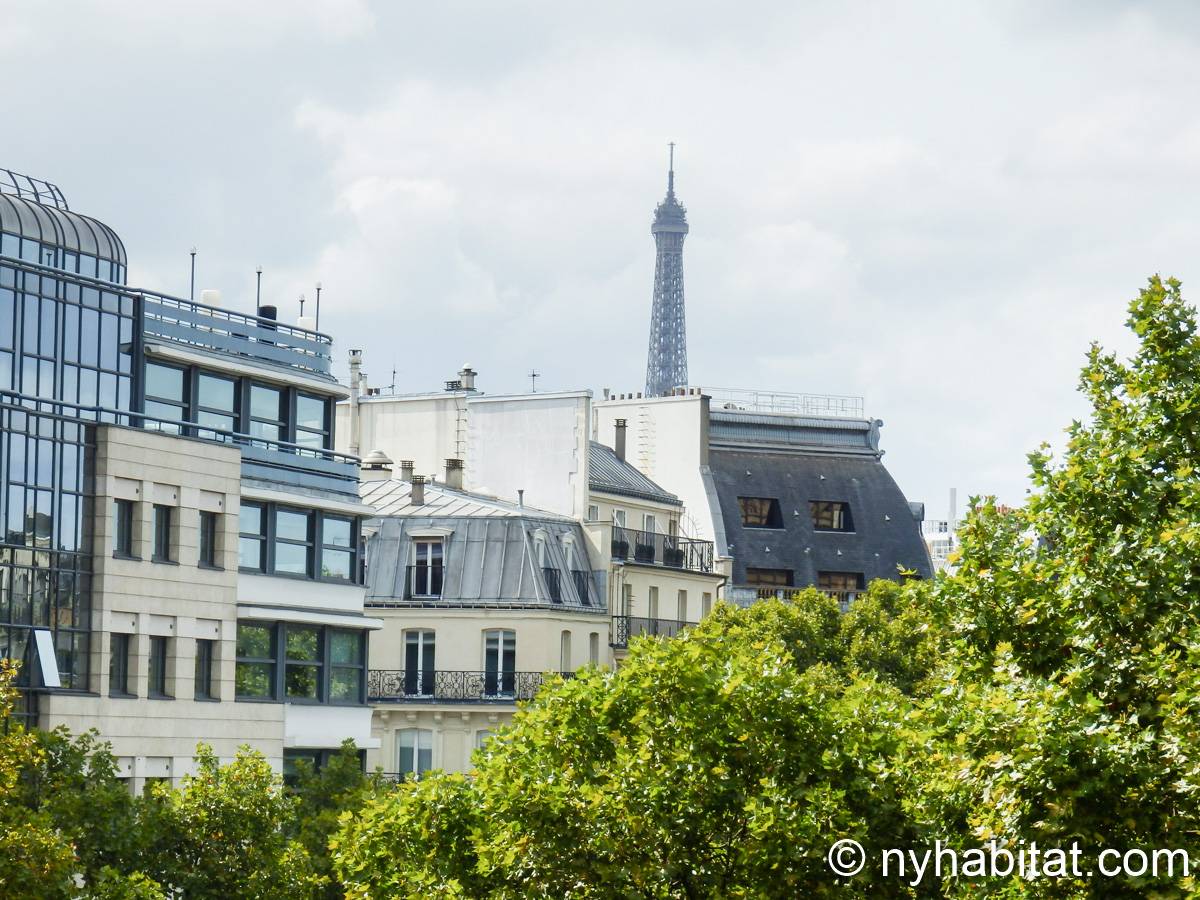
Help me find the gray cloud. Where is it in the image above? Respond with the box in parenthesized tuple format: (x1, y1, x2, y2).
(5, 0, 1199, 513)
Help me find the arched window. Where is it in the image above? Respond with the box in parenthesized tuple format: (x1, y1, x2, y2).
(560, 630, 572, 673)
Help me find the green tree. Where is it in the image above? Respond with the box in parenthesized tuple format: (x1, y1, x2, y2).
(137, 744, 322, 899)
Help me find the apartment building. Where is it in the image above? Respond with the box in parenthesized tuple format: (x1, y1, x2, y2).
(0, 169, 376, 789)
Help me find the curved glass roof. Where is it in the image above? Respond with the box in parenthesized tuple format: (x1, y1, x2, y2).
(0, 193, 126, 265)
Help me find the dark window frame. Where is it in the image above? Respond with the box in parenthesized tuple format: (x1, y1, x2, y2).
(745, 567, 794, 588)
(239, 501, 267, 572)
(152, 504, 173, 563)
(810, 500, 854, 533)
(112, 498, 136, 558)
(235, 620, 366, 706)
(235, 621, 277, 701)
(149, 635, 171, 699)
(737, 496, 784, 529)
(199, 510, 220, 569)
(238, 501, 361, 585)
(109, 632, 133, 698)
(194, 638, 216, 701)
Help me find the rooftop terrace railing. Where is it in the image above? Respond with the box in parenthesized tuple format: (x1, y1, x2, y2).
(705, 387, 864, 418)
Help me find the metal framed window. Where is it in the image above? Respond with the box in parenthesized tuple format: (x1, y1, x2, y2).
(235, 622, 276, 700)
(403, 629, 435, 696)
(410, 540, 443, 598)
(194, 638, 215, 700)
(745, 567, 793, 587)
(152, 504, 172, 562)
(238, 501, 267, 571)
(144, 362, 187, 432)
(274, 508, 313, 577)
(294, 392, 330, 450)
(109, 632, 132, 697)
(483, 629, 516, 697)
(319, 515, 355, 581)
(284, 624, 323, 701)
(112, 498, 135, 557)
(149, 636, 171, 698)
(195, 372, 237, 439)
(199, 510, 219, 568)
(248, 383, 285, 445)
(397, 728, 432, 779)
(738, 497, 783, 529)
(810, 501, 853, 532)
(329, 629, 365, 703)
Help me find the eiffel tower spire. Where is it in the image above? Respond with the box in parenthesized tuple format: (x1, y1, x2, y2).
(644, 143, 689, 398)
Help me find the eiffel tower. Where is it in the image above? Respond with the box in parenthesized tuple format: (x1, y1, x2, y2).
(644, 143, 689, 397)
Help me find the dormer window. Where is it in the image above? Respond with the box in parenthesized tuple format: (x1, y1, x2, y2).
(410, 539, 444, 599)
(810, 501, 854, 532)
(738, 497, 783, 529)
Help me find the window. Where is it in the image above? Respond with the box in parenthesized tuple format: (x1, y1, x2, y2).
(648, 586, 659, 620)
(613, 509, 626, 528)
(285, 624, 322, 700)
(199, 510, 219, 568)
(112, 499, 134, 557)
(149, 636, 171, 698)
(239, 502, 266, 571)
(196, 372, 236, 438)
(738, 497, 783, 529)
(144, 362, 186, 431)
(475, 730, 494, 750)
(295, 393, 330, 449)
(194, 639, 215, 700)
(702, 592, 713, 618)
(560, 630, 572, 673)
(248, 384, 285, 445)
(587, 504, 599, 521)
(152, 504, 172, 562)
(677, 589, 688, 623)
(109, 632, 132, 697)
(589, 632, 599, 665)
(404, 630, 435, 696)
(818, 571, 866, 611)
(330, 630, 365, 703)
(643, 514, 656, 534)
(397, 728, 432, 779)
(746, 567, 793, 587)
(274, 508, 313, 577)
(483, 629, 516, 696)
(235, 622, 276, 699)
(410, 540, 443, 598)
(320, 516, 354, 580)
(810, 501, 854, 532)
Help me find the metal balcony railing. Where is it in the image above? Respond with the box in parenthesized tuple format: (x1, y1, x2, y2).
(610, 615, 695, 649)
(404, 564, 444, 600)
(609, 527, 714, 573)
(728, 586, 862, 612)
(571, 570, 593, 606)
(367, 669, 565, 702)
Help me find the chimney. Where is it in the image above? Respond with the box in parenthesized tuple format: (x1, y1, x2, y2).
(348, 349, 363, 457)
(399, 459, 415, 482)
(517, 489, 524, 507)
(410, 475, 426, 507)
(360, 449, 393, 482)
(458, 364, 477, 391)
(614, 419, 627, 462)
(444, 458, 464, 490)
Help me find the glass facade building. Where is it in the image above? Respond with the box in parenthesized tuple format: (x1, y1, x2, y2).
(0, 170, 365, 733)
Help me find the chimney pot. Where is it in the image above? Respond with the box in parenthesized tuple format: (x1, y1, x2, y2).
(444, 458, 464, 490)
(399, 460, 415, 481)
(410, 475, 426, 507)
(614, 419, 627, 462)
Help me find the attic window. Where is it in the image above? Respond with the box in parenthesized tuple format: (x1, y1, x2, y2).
(738, 497, 783, 529)
(745, 567, 793, 587)
(810, 501, 853, 532)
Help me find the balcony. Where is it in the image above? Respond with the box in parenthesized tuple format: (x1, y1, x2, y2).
(610, 615, 695, 649)
(367, 669, 565, 703)
(727, 586, 861, 612)
(609, 527, 714, 574)
(141, 289, 333, 379)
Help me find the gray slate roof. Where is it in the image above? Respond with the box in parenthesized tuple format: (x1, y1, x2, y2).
(708, 449, 933, 586)
(588, 442, 681, 506)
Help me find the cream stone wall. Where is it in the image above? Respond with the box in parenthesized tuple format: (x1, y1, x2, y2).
(369, 705, 511, 775)
(40, 424, 285, 793)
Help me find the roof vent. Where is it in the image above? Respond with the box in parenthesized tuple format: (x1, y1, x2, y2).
(360, 449, 393, 483)
(444, 458, 464, 490)
(399, 460, 414, 482)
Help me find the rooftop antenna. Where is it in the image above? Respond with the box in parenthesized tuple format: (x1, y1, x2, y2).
(299, 293, 306, 317)
(189, 247, 197, 300)
(667, 141, 675, 196)
(255, 266, 263, 306)
(529, 369, 540, 392)
(315, 281, 323, 330)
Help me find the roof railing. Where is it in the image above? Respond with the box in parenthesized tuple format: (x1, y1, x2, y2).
(0, 168, 69, 209)
(704, 387, 864, 418)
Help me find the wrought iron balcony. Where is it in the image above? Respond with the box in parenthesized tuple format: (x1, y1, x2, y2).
(728, 585, 861, 612)
(609, 527, 713, 573)
(542, 567, 562, 603)
(367, 669, 565, 703)
(610, 615, 695, 649)
(571, 569, 593, 606)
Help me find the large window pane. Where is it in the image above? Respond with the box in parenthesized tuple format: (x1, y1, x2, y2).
(323, 517, 352, 547)
(276, 509, 310, 542)
(274, 542, 309, 575)
(145, 362, 185, 402)
(197, 373, 235, 411)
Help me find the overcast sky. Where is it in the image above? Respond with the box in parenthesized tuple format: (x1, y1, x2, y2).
(5, 0, 1198, 515)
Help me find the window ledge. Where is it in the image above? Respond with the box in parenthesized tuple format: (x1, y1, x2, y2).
(111, 552, 142, 561)
(197, 562, 225, 572)
(151, 557, 178, 566)
(108, 691, 137, 700)
(193, 695, 221, 703)
(148, 693, 174, 701)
